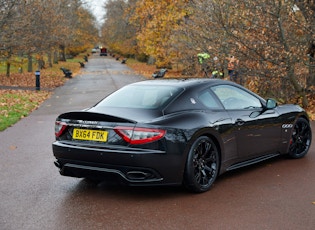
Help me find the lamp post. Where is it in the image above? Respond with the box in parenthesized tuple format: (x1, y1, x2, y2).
(35, 70, 40, 90)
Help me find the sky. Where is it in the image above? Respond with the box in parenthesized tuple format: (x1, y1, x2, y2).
(85, 0, 108, 24)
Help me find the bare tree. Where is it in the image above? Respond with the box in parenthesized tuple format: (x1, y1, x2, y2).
(1, 0, 99, 75)
(296, 0, 315, 87)
(0, 0, 26, 76)
(180, 0, 312, 106)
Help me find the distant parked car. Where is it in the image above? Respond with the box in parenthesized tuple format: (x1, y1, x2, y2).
(91, 48, 97, 54)
(100, 47, 107, 56)
(52, 79, 312, 193)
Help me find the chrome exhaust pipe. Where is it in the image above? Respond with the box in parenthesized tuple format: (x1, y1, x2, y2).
(126, 171, 151, 180)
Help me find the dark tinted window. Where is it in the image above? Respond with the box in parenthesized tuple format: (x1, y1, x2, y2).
(96, 85, 183, 109)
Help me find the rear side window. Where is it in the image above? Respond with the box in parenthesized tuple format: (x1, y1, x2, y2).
(198, 90, 222, 109)
(96, 85, 183, 109)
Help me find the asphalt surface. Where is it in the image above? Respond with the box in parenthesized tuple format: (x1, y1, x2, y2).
(0, 55, 314, 230)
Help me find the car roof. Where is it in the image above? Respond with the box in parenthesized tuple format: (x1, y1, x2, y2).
(132, 78, 227, 88)
(89, 79, 262, 123)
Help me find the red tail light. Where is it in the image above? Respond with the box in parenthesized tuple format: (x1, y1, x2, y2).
(114, 126, 166, 145)
(55, 121, 68, 137)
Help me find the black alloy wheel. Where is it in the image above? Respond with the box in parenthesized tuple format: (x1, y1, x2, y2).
(288, 118, 312, 159)
(184, 136, 220, 193)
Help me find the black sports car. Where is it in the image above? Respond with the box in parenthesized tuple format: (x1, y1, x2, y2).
(53, 79, 312, 192)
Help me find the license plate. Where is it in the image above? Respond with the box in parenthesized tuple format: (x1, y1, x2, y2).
(72, 128, 108, 142)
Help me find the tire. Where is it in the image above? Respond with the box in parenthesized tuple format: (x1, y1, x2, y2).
(184, 136, 220, 193)
(288, 118, 312, 159)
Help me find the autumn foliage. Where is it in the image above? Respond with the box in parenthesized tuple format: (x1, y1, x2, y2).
(0, 0, 98, 130)
(1, 0, 98, 75)
(1, 0, 315, 120)
(101, 0, 315, 113)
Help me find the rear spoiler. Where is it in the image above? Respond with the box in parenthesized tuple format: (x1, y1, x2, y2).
(58, 111, 136, 124)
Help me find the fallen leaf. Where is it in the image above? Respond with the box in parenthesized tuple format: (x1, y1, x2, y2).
(9, 145, 17, 150)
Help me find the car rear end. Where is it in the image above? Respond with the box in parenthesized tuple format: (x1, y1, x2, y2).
(52, 81, 195, 185)
(53, 108, 189, 186)
(100, 47, 107, 56)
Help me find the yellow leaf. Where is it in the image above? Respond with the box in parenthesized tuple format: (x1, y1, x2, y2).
(9, 145, 17, 150)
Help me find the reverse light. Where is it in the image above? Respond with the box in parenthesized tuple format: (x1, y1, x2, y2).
(55, 121, 68, 137)
(114, 126, 166, 145)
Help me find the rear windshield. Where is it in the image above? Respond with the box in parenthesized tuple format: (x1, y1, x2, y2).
(96, 84, 183, 109)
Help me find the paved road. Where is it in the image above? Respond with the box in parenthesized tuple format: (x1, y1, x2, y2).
(0, 56, 314, 230)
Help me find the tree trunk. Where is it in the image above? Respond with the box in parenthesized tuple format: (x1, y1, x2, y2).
(6, 47, 12, 77)
(47, 50, 52, 67)
(53, 50, 58, 64)
(59, 45, 66, 61)
(6, 62, 11, 77)
(27, 53, 33, 72)
(37, 57, 45, 70)
(287, 63, 308, 107)
(307, 41, 315, 88)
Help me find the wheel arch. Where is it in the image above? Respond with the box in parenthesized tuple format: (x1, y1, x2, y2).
(183, 128, 223, 173)
(182, 131, 223, 192)
(286, 116, 312, 159)
(298, 114, 310, 123)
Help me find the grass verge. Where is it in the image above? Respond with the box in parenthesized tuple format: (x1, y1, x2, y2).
(0, 90, 51, 131)
(0, 54, 86, 131)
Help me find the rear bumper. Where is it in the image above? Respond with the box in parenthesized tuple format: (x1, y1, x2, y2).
(52, 141, 185, 186)
(54, 159, 164, 184)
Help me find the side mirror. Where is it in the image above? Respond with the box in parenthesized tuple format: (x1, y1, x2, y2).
(266, 98, 277, 109)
